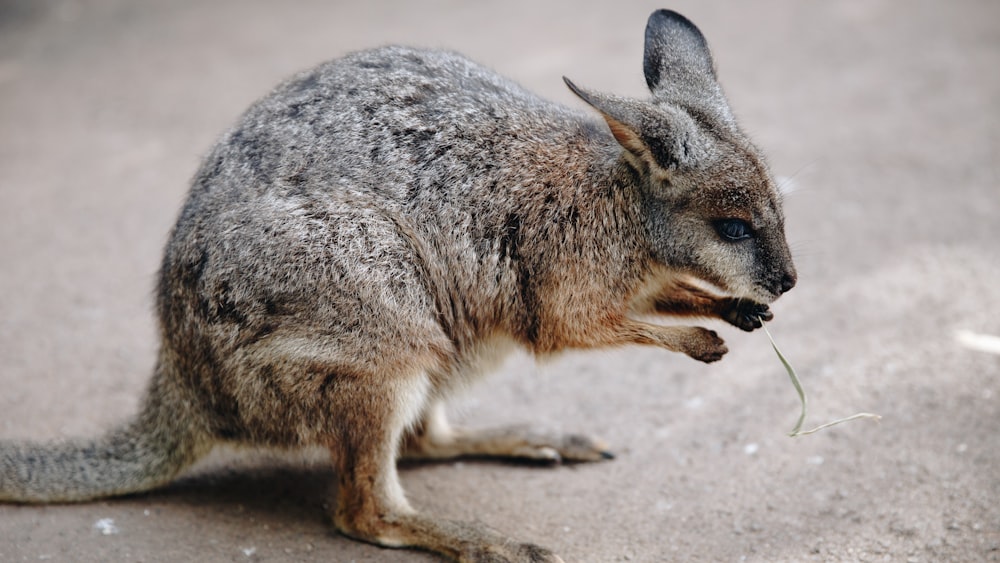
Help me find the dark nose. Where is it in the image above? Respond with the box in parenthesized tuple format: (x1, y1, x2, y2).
(779, 270, 797, 295)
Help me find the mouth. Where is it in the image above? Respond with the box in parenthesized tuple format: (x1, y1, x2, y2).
(753, 287, 783, 305)
(683, 274, 778, 306)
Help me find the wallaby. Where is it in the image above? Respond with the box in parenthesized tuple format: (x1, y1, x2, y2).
(0, 9, 795, 562)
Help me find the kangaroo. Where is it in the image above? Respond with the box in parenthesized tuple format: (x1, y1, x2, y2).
(0, 9, 795, 562)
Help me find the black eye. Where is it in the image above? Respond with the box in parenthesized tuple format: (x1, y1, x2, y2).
(715, 219, 753, 241)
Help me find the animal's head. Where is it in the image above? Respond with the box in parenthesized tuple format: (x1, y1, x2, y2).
(566, 9, 796, 304)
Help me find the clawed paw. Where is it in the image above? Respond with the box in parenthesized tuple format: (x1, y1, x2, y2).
(513, 432, 615, 464)
(460, 543, 564, 563)
(722, 300, 772, 332)
(681, 326, 728, 363)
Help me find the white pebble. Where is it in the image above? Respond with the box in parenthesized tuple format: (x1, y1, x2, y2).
(955, 330, 1000, 355)
(744, 443, 759, 455)
(93, 518, 119, 535)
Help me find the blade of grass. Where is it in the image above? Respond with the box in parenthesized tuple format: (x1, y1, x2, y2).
(760, 321, 881, 437)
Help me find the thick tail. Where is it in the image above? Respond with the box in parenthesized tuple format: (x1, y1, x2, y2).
(0, 367, 209, 503)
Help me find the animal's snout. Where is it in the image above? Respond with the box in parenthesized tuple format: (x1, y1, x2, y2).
(778, 270, 797, 295)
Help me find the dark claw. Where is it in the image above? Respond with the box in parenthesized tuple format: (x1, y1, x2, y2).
(600, 450, 616, 460)
(723, 300, 772, 332)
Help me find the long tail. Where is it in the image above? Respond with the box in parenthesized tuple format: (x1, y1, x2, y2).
(0, 367, 209, 503)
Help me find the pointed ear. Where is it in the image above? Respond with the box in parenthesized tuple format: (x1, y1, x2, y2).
(643, 10, 716, 94)
(563, 77, 648, 158)
(564, 76, 703, 172)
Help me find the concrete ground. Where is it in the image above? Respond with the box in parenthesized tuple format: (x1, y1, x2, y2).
(1, 0, 998, 561)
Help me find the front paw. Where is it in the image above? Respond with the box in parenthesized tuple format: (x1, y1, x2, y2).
(681, 327, 728, 363)
(721, 300, 772, 332)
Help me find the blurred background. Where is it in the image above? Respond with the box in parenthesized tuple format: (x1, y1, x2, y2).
(1, 1, 998, 561)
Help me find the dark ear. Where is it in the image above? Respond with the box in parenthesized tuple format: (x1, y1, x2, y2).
(643, 9, 716, 93)
(563, 76, 703, 172)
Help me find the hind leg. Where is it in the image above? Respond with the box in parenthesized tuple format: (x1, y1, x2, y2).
(324, 367, 562, 562)
(403, 402, 614, 463)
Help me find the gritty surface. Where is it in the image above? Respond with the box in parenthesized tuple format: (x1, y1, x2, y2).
(1, 1, 998, 561)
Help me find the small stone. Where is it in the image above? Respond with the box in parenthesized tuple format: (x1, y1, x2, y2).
(93, 518, 119, 536)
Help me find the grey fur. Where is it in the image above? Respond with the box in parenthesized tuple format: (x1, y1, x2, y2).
(1, 10, 794, 562)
